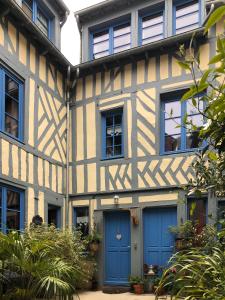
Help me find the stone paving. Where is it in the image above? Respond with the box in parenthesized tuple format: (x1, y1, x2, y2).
(74, 291, 165, 300)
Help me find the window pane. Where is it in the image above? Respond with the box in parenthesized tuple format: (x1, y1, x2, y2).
(5, 97, 19, 120)
(165, 135, 181, 152)
(176, 1, 199, 34)
(93, 40, 109, 53)
(176, 2, 198, 18)
(93, 30, 109, 43)
(176, 12, 199, 30)
(187, 99, 204, 115)
(114, 34, 130, 48)
(5, 115, 18, 138)
(143, 15, 163, 28)
(7, 210, 20, 231)
(176, 23, 199, 34)
(114, 44, 131, 53)
(106, 127, 114, 137)
(142, 35, 163, 44)
(22, 0, 33, 19)
(165, 118, 181, 135)
(187, 114, 204, 128)
(186, 131, 201, 149)
(114, 114, 122, 125)
(106, 147, 113, 157)
(106, 116, 113, 126)
(165, 101, 181, 118)
(37, 9, 48, 36)
(114, 135, 122, 145)
(94, 51, 109, 59)
(114, 24, 130, 37)
(75, 207, 89, 237)
(6, 76, 19, 100)
(142, 23, 163, 39)
(114, 125, 122, 135)
(114, 145, 122, 156)
(106, 137, 113, 147)
(7, 190, 20, 211)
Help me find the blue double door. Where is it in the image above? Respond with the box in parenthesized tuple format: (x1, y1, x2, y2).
(143, 207, 177, 268)
(104, 211, 131, 285)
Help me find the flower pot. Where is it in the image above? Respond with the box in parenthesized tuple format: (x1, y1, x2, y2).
(89, 242, 99, 252)
(133, 284, 144, 294)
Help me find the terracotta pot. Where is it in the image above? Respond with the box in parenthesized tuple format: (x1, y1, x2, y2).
(89, 242, 99, 252)
(133, 284, 144, 294)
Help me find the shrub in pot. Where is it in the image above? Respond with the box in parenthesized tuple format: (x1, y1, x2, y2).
(129, 276, 145, 294)
(86, 229, 101, 253)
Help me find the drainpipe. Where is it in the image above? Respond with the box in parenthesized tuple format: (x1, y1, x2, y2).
(75, 14, 83, 63)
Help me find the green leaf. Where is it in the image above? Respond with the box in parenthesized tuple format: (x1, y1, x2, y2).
(200, 69, 211, 85)
(205, 6, 225, 33)
(208, 151, 217, 161)
(209, 53, 224, 65)
(178, 61, 191, 71)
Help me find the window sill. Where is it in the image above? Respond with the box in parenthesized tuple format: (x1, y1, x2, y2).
(101, 155, 124, 161)
(160, 147, 203, 156)
(0, 131, 24, 146)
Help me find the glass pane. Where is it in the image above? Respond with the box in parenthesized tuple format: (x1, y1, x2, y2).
(142, 23, 163, 39)
(142, 35, 163, 44)
(75, 207, 89, 237)
(106, 147, 113, 157)
(22, 0, 33, 19)
(187, 99, 203, 115)
(143, 15, 163, 28)
(114, 34, 130, 48)
(176, 2, 198, 18)
(114, 125, 122, 135)
(5, 96, 19, 119)
(186, 131, 201, 149)
(7, 210, 20, 231)
(106, 116, 113, 126)
(94, 51, 109, 59)
(176, 23, 199, 34)
(165, 118, 181, 135)
(165, 135, 181, 152)
(93, 40, 109, 53)
(93, 30, 109, 43)
(114, 44, 130, 53)
(114, 24, 130, 37)
(176, 12, 199, 30)
(114, 135, 122, 145)
(37, 9, 48, 27)
(114, 114, 122, 125)
(36, 19, 48, 36)
(5, 115, 18, 137)
(6, 76, 19, 100)
(187, 114, 204, 128)
(106, 127, 114, 137)
(7, 190, 20, 211)
(165, 101, 181, 118)
(114, 145, 122, 156)
(106, 137, 113, 147)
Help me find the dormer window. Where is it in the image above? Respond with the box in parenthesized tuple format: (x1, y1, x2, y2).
(174, 0, 200, 35)
(140, 11, 164, 45)
(91, 22, 131, 59)
(22, 0, 51, 38)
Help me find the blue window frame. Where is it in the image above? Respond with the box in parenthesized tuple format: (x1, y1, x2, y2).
(91, 22, 131, 59)
(102, 109, 123, 159)
(73, 206, 89, 237)
(0, 67, 24, 141)
(161, 93, 204, 154)
(22, 0, 51, 38)
(174, 0, 200, 35)
(140, 10, 164, 45)
(0, 185, 24, 233)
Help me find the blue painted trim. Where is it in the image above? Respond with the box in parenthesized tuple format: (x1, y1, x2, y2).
(0, 184, 24, 233)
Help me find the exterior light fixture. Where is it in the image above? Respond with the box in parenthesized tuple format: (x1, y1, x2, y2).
(114, 195, 119, 205)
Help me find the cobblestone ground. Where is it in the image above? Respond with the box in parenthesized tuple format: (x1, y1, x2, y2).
(74, 291, 166, 300)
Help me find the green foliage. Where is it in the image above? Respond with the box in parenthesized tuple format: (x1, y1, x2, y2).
(86, 228, 102, 244)
(0, 226, 89, 299)
(128, 275, 145, 285)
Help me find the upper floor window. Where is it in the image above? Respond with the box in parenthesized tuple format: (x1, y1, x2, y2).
(92, 22, 131, 59)
(141, 11, 164, 45)
(0, 185, 24, 233)
(74, 206, 89, 237)
(22, 0, 51, 38)
(161, 93, 204, 153)
(174, 0, 200, 35)
(48, 205, 61, 228)
(0, 68, 24, 141)
(102, 109, 123, 159)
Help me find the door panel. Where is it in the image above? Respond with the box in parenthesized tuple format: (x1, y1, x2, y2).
(144, 207, 177, 268)
(105, 211, 131, 285)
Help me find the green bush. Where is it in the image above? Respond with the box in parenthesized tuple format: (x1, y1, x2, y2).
(0, 225, 89, 299)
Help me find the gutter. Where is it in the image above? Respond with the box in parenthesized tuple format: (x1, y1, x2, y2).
(71, 27, 206, 73)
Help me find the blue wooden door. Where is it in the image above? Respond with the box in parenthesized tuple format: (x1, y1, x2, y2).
(105, 211, 131, 285)
(143, 207, 177, 268)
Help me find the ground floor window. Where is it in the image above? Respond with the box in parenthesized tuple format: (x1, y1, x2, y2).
(187, 198, 207, 233)
(74, 206, 89, 237)
(48, 205, 61, 228)
(0, 185, 24, 233)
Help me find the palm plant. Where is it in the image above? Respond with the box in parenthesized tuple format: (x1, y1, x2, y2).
(0, 228, 87, 300)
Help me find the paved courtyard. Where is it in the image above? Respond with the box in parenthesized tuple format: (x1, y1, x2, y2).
(76, 291, 159, 300)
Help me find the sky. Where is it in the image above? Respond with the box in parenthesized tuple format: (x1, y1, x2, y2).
(61, 0, 104, 65)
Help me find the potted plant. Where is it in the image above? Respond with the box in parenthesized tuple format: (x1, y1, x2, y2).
(129, 276, 145, 294)
(87, 229, 101, 253)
